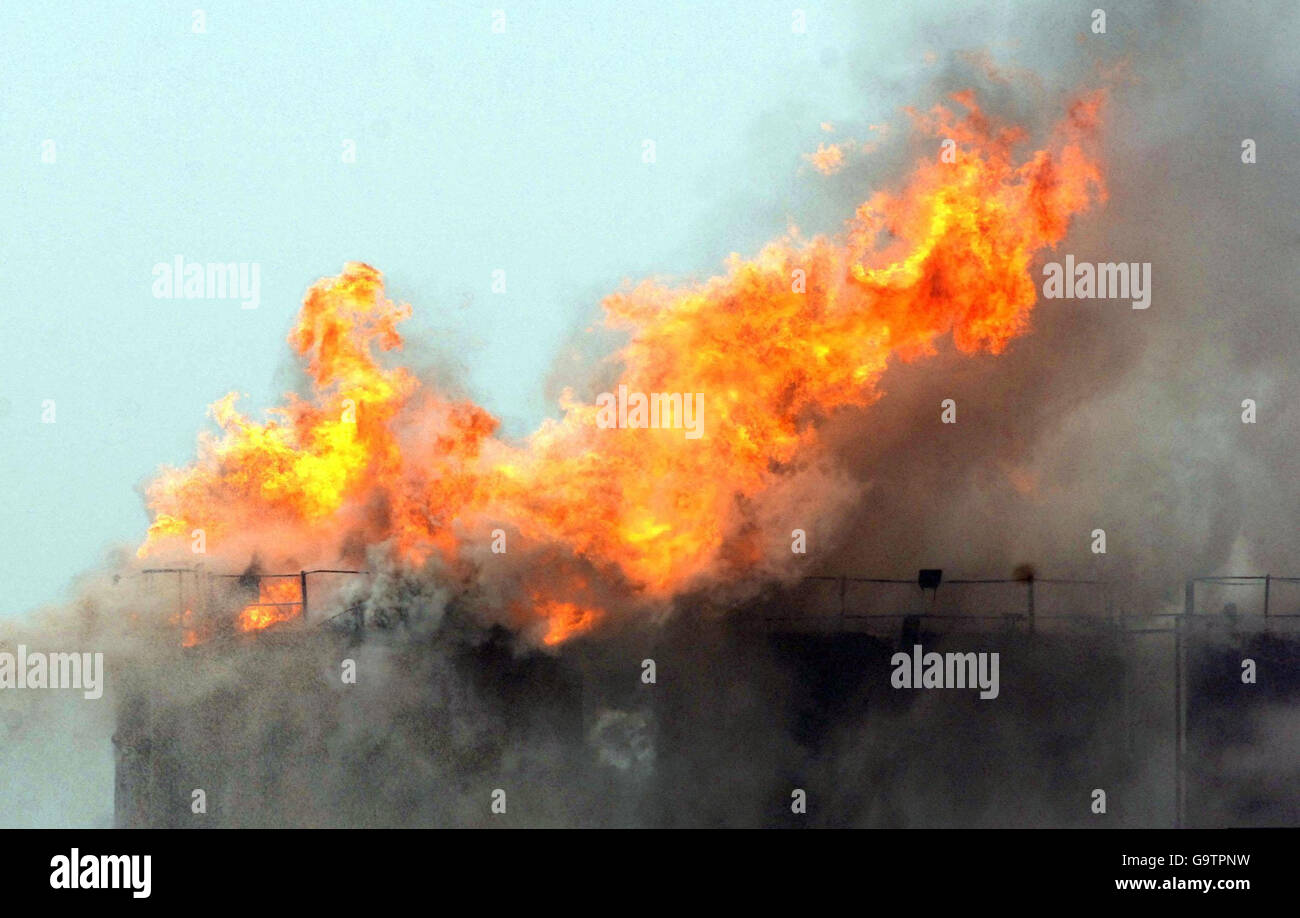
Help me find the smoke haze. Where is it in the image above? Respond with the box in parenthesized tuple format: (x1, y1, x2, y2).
(3, 0, 1297, 828)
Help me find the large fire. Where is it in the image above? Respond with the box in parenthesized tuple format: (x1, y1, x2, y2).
(138, 90, 1106, 642)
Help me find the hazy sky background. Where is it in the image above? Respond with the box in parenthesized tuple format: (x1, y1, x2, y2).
(1, 0, 995, 617)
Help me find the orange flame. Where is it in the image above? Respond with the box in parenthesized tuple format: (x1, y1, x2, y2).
(138, 90, 1107, 642)
(236, 579, 304, 633)
(168, 608, 200, 647)
(805, 142, 848, 175)
(537, 600, 604, 646)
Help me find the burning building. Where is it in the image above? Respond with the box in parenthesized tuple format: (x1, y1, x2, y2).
(91, 70, 1300, 830)
(112, 567, 1300, 828)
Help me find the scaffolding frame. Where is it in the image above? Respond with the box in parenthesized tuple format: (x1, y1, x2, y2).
(140, 567, 372, 638)
(136, 567, 1300, 828)
(767, 572, 1300, 829)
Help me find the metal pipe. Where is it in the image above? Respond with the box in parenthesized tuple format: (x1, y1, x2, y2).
(1176, 579, 1192, 828)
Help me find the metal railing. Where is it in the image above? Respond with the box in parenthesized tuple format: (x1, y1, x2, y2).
(766, 574, 1115, 634)
(1185, 574, 1300, 620)
(141, 567, 372, 642)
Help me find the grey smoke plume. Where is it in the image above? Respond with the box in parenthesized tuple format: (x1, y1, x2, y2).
(813, 0, 1300, 601)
